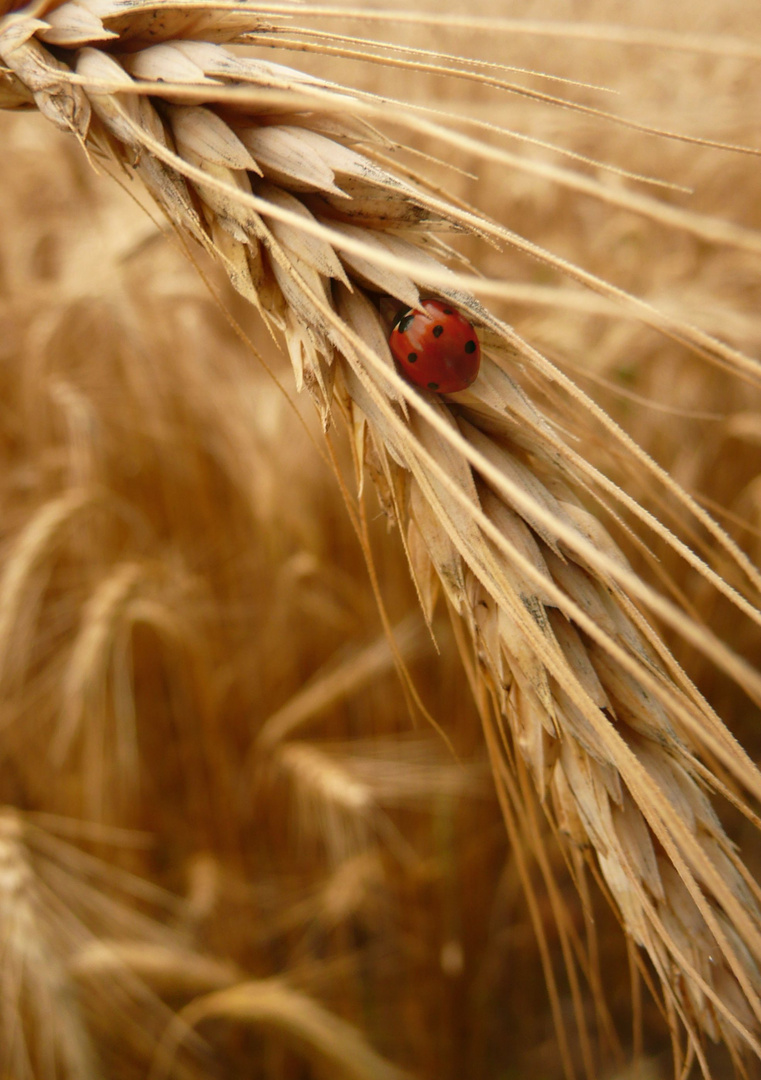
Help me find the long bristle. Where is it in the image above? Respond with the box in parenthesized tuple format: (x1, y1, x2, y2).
(1, 1, 761, 1077)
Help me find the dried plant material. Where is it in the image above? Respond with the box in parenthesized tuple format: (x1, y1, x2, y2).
(0, 811, 98, 1080)
(1, 0, 761, 1076)
(54, 557, 209, 813)
(257, 618, 426, 748)
(0, 489, 99, 698)
(71, 940, 241, 997)
(0, 808, 195, 1079)
(153, 977, 410, 1080)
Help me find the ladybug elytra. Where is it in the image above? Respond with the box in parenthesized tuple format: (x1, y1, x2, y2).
(388, 299, 480, 394)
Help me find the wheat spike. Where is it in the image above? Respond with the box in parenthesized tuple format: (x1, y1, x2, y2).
(0, 808, 211, 1078)
(0, 809, 228, 1076)
(0, 810, 99, 1080)
(2, 0, 761, 1070)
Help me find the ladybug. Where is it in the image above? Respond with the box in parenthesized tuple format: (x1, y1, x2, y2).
(388, 299, 480, 394)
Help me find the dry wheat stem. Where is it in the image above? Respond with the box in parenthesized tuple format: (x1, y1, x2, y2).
(2, 0, 761, 1069)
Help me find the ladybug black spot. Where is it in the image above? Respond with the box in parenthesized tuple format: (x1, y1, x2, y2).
(428, 382, 439, 390)
(443, 307, 454, 315)
(407, 352, 418, 363)
(464, 340, 476, 354)
(432, 325, 444, 338)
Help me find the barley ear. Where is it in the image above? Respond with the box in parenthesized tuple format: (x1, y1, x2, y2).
(3, 0, 761, 1067)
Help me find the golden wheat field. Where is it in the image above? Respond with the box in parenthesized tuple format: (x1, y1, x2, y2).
(1, 0, 761, 1077)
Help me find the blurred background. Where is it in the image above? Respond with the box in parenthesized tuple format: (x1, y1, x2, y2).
(1, 1, 760, 1077)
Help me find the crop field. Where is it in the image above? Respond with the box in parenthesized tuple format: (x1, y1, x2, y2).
(1, 1, 760, 1077)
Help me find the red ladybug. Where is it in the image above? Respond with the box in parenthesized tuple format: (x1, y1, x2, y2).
(388, 299, 480, 393)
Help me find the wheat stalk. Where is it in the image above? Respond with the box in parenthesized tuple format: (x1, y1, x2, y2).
(2, 0, 761, 1071)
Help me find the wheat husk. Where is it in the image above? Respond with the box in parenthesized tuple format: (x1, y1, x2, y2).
(2, 0, 761, 1075)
